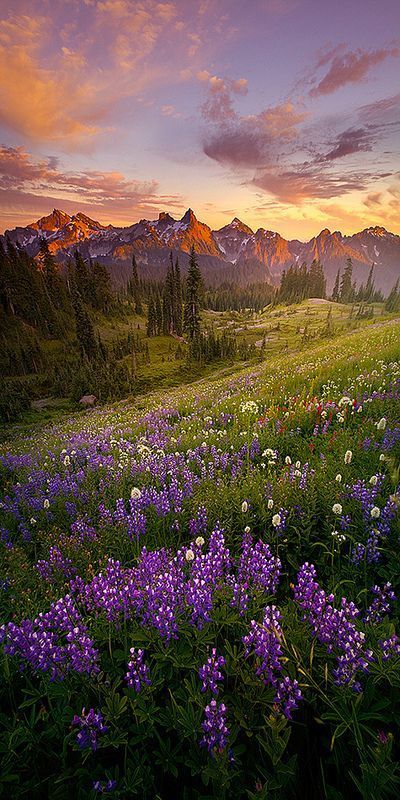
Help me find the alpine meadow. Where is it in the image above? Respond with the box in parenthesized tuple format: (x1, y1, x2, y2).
(0, 1, 400, 799)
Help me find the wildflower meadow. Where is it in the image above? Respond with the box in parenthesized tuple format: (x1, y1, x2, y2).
(1, 320, 399, 799)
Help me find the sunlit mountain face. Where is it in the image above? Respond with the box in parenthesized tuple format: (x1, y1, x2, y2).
(4, 207, 399, 293)
(0, 1, 399, 239)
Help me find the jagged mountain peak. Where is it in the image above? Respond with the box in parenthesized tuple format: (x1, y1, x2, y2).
(180, 208, 197, 225)
(35, 209, 71, 231)
(158, 212, 175, 224)
(72, 212, 104, 229)
(362, 225, 390, 237)
(230, 217, 254, 234)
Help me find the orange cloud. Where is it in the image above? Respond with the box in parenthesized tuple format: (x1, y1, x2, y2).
(0, 145, 185, 230)
(310, 44, 399, 96)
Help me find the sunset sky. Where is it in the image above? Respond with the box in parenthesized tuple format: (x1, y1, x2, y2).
(1, 0, 399, 238)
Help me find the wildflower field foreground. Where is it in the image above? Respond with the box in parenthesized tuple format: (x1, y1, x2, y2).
(1, 320, 400, 800)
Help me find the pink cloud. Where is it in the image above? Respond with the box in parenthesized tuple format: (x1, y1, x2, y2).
(322, 127, 374, 161)
(199, 72, 248, 122)
(310, 45, 399, 96)
(0, 145, 185, 230)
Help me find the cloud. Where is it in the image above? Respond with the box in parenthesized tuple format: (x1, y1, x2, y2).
(0, 145, 185, 229)
(322, 127, 374, 161)
(202, 99, 307, 167)
(252, 165, 371, 202)
(199, 73, 248, 122)
(0, 4, 185, 148)
(358, 92, 400, 124)
(310, 44, 399, 96)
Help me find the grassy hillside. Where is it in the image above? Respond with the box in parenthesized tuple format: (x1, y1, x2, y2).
(3, 297, 398, 428)
(1, 317, 399, 798)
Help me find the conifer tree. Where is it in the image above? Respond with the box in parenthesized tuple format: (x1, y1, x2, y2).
(183, 246, 202, 340)
(128, 253, 142, 314)
(73, 250, 90, 299)
(365, 263, 375, 303)
(72, 291, 98, 361)
(332, 269, 340, 302)
(385, 279, 400, 312)
(146, 297, 156, 336)
(155, 293, 163, 334)
(173, 256, 183, 336)
(163, 254, 175, 334)
(339, 258, 354, 303)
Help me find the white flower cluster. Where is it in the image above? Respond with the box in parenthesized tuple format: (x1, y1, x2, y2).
(239, 400, 259, 415)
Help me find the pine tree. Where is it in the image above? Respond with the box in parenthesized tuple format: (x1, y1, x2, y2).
(163, 254, 175, 335)
(128, 253, 142, 314)
(91, 261, 112, 313)
(183, 246, 202, 340)
(339, 258, 354, 303)
(365, 263, 375, 303)
(146, 297, 156, 336)
(39, 238, 68, 311)
(72, 291, 98, 361)
(385, 279, 400, 312)
(155, 293, 163, 335)
(332, 269, 341, 302)
(73, 250, 90, 299)
(173, 256, 183, 336)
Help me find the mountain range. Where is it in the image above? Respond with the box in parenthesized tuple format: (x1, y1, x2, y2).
(2, 208, 400, 293)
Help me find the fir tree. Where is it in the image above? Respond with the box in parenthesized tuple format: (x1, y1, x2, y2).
(183, 246, 202, 340)
(72, 291, 98, 361)
(155, 293, 163, 335)
(163, 254, 175, 334)
(146, 297, 156, 336)
(365, 263, 375, 303)
(385, 279, 400, 312)
(173, 256, 183, 336)
(128, 253, 142, 314)
(73, 250, 90, 299)
(332, 269, 340, 302)
(339, 258, 354, 303)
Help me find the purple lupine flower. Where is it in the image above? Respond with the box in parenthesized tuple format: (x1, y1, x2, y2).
(93, 779, 117, 793)
(36, 546, 76, 582)
(200, 700, 229, 754)
(243, 605, 283, 684)
(274, 677, 303, 720)
(243, 604, 302, 717)
(71, 708, 107, 751)
(230, 532, 281, 614)
(0, 595, 99, 680)
(125, 648, 151, 692)
(293, 563, 374, 690)
(379, 635, 400, 661)
(364, 583, 396, 624)
(199, 648, 225, 695)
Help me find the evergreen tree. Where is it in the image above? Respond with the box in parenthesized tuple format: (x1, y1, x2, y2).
(365, 263, 375, 303)
(72, 291, 98, 361)
(183, 246, 202, 340)
(155, 293, 163, 335)
(173, 256, 183, 336)
(146, 297, 157, 336)
(331, 269, 340, 302)
(385, 279, 400, 312)
(339, 258, 354, 303)
(163, 254, 175, 334)
(73, 250, 90, 299)
(39, 238, 68, 312)
(91, 261, 113, 313)
(128, 253, 142, 314)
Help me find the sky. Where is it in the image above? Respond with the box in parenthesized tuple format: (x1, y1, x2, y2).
(0, 0, 399, 239)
